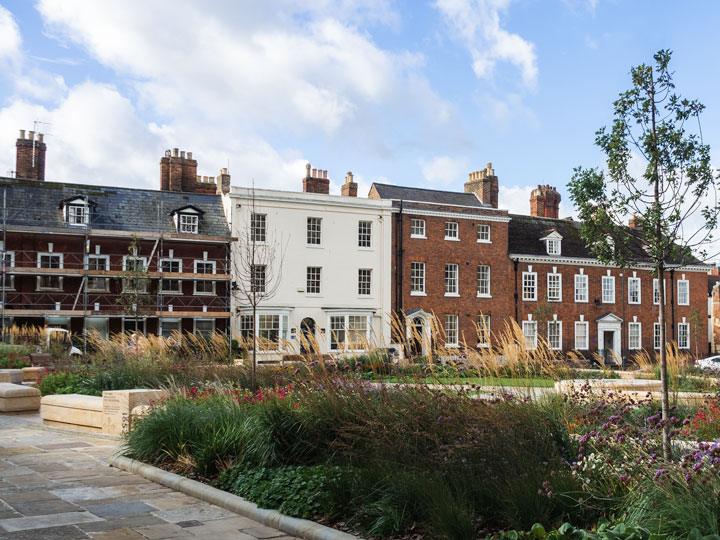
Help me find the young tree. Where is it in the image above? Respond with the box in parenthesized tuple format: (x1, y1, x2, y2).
(569, 50, 720, 459)
(231, 187, 285, 390)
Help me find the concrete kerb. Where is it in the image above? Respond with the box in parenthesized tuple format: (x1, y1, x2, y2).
(109, 454, 362, 540)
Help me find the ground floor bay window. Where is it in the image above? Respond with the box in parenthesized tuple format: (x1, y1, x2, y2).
(328, 312, 372, 352)
(238, 310, 289, 351)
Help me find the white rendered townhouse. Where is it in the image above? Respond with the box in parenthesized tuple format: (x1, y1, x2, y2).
(225, 165, 393, 359)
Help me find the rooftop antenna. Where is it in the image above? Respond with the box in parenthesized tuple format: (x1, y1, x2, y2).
(32, 120, 53, 168)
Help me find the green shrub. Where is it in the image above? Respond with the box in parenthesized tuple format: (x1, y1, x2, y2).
(0, 355, 30, 369)
(37, 371, 96, 396)
(217, 465, 349, 519)
(488, 521, 720, 540)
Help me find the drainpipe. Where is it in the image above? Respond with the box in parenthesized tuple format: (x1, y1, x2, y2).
(397, 200, 404, 314)
(513, 259, 519, 321)
(670, 269, 676, 340)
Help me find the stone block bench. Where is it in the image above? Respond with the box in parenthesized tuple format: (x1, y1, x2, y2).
(555, 378, 663, 394)
(22, 366, 45, 383)
(41, 394, 103, 432)
(0, 369, 24, 384)
(39, 389, 169, 435)
(0, 383, 41, 412)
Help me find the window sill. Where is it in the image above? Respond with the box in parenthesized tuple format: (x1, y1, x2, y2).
(193, 292, 216, 296)
(522, 298, 537, 302)
(88, 290, 110, 293)
(306, 244, 323, 249)
(602, 300, 615, 304)
(548, 298, 562, 302)
(410, 235, 426, 240)
(477, 343, 489, 348)
(476, 293, 492, 298)
(444, 237, 460, 242)
(574, 300, 588, 303)
(410, 291, 426, 296)
(357, 247, 374, 251)
(444, 293, 460, 297)
(37, 289, 64, 292)
(628, 302, 641, 305)
(476, 239, 491, 244)
(305, 293, 323, 297)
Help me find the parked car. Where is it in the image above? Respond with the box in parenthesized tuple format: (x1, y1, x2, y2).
(695, 355, 720, 372)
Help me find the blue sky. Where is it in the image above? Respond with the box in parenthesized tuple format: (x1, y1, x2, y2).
(0, 0, 719, 220)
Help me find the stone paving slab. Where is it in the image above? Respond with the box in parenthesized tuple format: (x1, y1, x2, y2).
(0, 414, 295, 539)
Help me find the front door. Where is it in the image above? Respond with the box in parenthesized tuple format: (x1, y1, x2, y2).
(410, 317, 425, 357)
(603, 330, 615, 365)
(300, 318, 316, 355)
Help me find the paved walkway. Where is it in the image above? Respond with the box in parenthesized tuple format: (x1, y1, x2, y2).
(0, 414, 297, 540)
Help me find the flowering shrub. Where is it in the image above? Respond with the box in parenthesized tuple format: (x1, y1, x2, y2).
(684, 402, 720, 442)
(0, 353, 31, 369)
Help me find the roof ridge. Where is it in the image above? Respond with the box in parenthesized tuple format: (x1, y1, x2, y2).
(0, 177, 221, 198)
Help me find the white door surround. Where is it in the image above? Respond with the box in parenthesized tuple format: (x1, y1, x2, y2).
(596, 312, 622, 363)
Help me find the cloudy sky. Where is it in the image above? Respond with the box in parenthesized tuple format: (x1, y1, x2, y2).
(0, 0, 719, 222)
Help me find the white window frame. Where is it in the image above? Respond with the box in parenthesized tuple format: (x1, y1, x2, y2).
(574, 274, 588, 303)
(546, 239, 561, 255)
(444, 263, 459, 296)
(653, 323, 661, 350)
(238, 310, 290, 351)
(522, 271, 537, 301)
(194, 318, 215, 338)
(547, 273, 562, 302)
(251, 264, 266, 294)
(328, 313, 371, 352)
(159, 257, 182, 294)
(522, 320, 537, 350)
(444, 314, 459, 347)
(193, 260, 216, 295)
(602, 275, 615, 304)
(122, 254, 149, 293)
(476, 265, 490, 297)
(653, 278, 667, 305)
(410, 262, 425, 295)
(358, 221, 372, 248)
(123, 317, 146, 334)
(477, 224, 490, 243)
(410, 218, 426, 238)
(547, 320, 562, 350)
(444, 221, 459, 241)
(160, 318, 181, 338)
(477, 314, 490, 348)
(307, 217, 322, 246)
(66, 204, 89, 227)
(678, 322, 690, 349)
(358, 268, 372, 297)
(178, 213, 199, 234)
(574, 321, 589, 350)
(677, 279, 690, 306)
(87, 254, 111, 292)
(250, 213, 267, 243)
(306, 266, 321, 295)
(628, 277, 641, 304)
(628, 322, 642, 350)
(37, 252, 64, 291)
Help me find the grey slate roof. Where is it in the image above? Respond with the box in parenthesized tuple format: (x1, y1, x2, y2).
(371, 182, 489, 208)
(0, 177, 230, 237)
(508, 214, 704, 266)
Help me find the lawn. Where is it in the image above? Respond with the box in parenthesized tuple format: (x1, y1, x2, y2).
(377, 375, 555, 387)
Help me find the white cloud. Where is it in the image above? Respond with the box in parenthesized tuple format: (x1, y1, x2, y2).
(434, 0, 537, 88)
(0, 5, 21, 63)
(420, 155, 469, 186)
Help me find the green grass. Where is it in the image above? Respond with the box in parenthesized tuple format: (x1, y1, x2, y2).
(377, 376, 555, 387)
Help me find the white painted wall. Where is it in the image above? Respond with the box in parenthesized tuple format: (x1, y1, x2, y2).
(226, 187, 393, 357)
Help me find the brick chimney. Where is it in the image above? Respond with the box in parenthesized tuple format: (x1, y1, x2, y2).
(465, 163, 498, 208)
(530, 185, 561, 219)
(628, 214, 643, 230)
(160, 148, 198, 192)
(341, 171, 357, 197)
(15, 130, 46, 181)
(302, 163, 330, 194)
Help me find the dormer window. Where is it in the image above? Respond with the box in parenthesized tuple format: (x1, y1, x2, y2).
(179, 214, 199, 234)
(171, 206, 204, 235)
(540, 229, 563, 256)
(61, 196, 94, 227)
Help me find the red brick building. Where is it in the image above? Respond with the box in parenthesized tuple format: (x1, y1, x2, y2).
(371, 164, 709, 361)
(0, 131, 232, 338)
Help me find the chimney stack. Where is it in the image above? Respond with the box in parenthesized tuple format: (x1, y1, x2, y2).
(530, 185, 561, 218)
(341, 171, 358, 197)
(160, 148, 198, 192)
(15, 129, 47, 181)
(464, 162, 498, 208)
(302, 163, 330, 194)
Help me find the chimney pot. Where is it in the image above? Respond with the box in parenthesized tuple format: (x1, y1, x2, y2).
(221, 167, 227, 174)
(173, 148, 179, 157)
(19, 130, 25, 139)
(187, 151, 192, 160)
(28, 131, 35, 141)
(180, 151, 185, 159)
(312, 168, 317, 177)
(306, 163, 311, 176)
(37, 133, 43, 143)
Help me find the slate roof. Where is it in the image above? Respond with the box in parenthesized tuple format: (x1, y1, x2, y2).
(508, 214, 704, 266)
(371, 183, 489, 208)
(0, 177, 230, 237)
